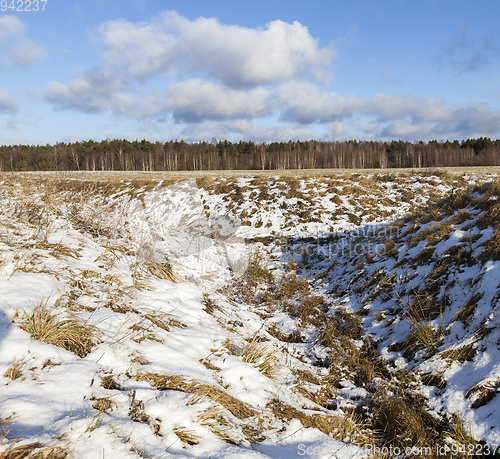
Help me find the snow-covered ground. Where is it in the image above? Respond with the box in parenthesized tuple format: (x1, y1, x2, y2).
(1, 171, 500, 458)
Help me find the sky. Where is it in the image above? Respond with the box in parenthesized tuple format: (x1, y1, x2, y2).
(0, 0, 500, 145)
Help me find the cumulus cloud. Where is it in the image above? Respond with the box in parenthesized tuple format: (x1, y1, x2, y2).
(277, 89, 500, 140)
(442, 103, 500, 137)
(96, 11, 336, 87)
(45, 67, 129, 113)
(277, 81, 362, 123)
(177, 119, 320, 144)
(0, 15, 46, 67)
(11, 39, 46, 67)
(165, 79, 274, 122)
(41, 10, 500, 142)
(44, 12, 334, 119)
(0, 89, 18, 113)
(365, 94, 451, 122)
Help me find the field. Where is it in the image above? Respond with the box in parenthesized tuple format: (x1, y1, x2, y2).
(1, 168, 500, 458)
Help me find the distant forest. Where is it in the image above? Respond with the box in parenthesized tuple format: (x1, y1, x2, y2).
(1, 137, 500, 171)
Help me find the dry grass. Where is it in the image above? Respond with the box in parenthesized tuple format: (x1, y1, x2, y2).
(269, 400, 373, 446)
(101, 375, 123, 391)
(413, 246, 436, 265)
(318, 309, 362, 344)
(369, 388, 442, 450)
(135, 373, 256, 419)
(201, 294, 221, 315)
(420, 371, 447, 389)
(356, 268, 386, 294)
(391, 292, 444, 358)
(92, 397, 113, 413)
(479, 228, 500, 262)
(173, 427, 200, 445)
(284, 295, 325, 327)
(440, 343, 476, 363)
(238, 335, 281, 379)
(3, 360, 25, 381)
(404, 321, 441, 358)
(267, 323, 303, 343)
(19, 300, 96, 357)
(130, 352, 150, 366)
(140, 261, 176, 282)
(275, 271, 310, 299)
(132, 333, 163, 344)
(144, 313, 186, 331)
(0, 440, 67, 459)
(195, 402, 225, 426)
(242, 251, 274, 284)
(443, 413, 482, 458)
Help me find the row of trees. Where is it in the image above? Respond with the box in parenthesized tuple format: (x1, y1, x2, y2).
(1, 138, 500, 172)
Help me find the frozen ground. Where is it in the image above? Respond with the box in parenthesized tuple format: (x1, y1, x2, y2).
(1, 171, 500, 458)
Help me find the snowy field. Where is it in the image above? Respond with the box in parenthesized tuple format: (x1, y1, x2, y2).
(1, 170, 500, 458)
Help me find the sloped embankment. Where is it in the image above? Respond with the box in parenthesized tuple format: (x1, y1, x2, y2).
(1, 171, 499, 458)
(273, 177, 500, 454)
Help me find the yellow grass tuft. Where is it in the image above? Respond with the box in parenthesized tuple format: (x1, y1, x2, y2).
(19, 299, 97, 357)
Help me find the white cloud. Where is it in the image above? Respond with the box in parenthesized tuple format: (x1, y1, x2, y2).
(45, 68, 129, 113)
(365, 94, 450, 122)
(177, 119, 320, 144)
(165, 79, 274, 122)
(0, 15, 46, 67)
(0, 89, 18, 113)
(381, 119, 428, 138)
(278, 90, 500, 140)
(0, 16, 24, 39)
(97, 11, 336, 87)
(40, 10, 500, 142)
(12, 39, 46, 67)
(277, 81, 362, 123)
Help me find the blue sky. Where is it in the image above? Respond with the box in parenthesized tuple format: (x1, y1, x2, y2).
(1, 0, 500, 145)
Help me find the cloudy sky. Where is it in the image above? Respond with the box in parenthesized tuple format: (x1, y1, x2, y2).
(1, 0, 500, 145)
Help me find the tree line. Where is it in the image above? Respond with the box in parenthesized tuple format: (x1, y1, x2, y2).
(1, 137, 500, 172)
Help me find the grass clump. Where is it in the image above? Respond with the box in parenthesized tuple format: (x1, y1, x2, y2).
(269, 400, 372, 446)
(19, 300, 96, 357)
(0, 438, 67, 459)
(284, 295, 324, 327)
(92, 397, 113, 413)
(369, 389, 442, 451)
(242, 251, 274, 284)
(173, 427, 200, 445)
(136, 373, 256, 420)
(454, 293, 482, 324)
(101, 375, 123, 391)
(440, 343, 476, 363)
(404, 321, 441, 358)
(442, 413, 488, 458)
(141, 261, 176, 281)
(267, 323, 303, 343)
(201, 294, 221, 315)
(3, 360, 25, 381)
(414, 246, 436, 265)
(479, 228, 500, 262)
(238, 335, 281, 379)
(275, 271, 309, 299)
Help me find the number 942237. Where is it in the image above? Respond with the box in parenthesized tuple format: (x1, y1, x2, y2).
(1, 0, 47, 11)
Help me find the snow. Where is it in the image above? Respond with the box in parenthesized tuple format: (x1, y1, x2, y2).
(2, 170, 500, 457)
